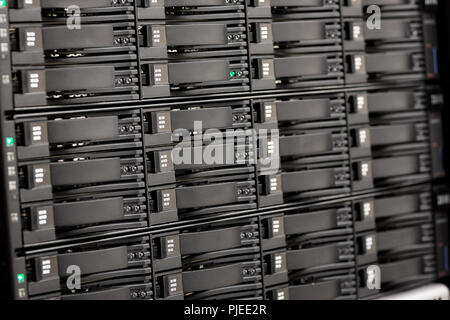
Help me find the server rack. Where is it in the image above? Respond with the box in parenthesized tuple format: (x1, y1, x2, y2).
(0, 0, 449, 300)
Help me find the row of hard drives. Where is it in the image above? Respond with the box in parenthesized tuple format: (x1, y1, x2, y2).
(0, 0, 439, 107)
(3, 86, 444, 247)
(5, 84, 449, 299)
(15, 183, 450, 300)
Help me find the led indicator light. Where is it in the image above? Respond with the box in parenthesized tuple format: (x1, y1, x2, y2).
(17, 273, 25, 283)
(0, 1, 6, 8)
(229, 71, 236, 77)
(5, 137, 14, 146)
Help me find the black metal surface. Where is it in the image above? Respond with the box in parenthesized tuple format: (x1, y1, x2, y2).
(0, 0, 449, 300)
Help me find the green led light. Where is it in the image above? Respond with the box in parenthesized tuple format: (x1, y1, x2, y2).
(229, 71, 236, 77)
(17, 273, 25, 283)
(5, 137, 14, 147)
(0, 1, 7, 8)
